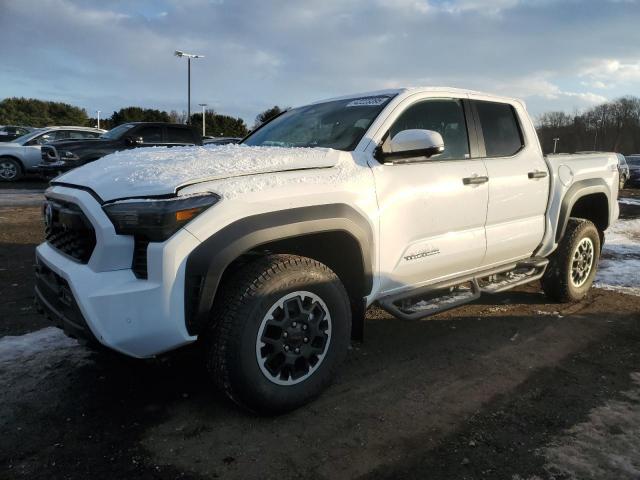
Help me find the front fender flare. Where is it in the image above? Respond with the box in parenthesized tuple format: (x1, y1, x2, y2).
(184, 204, 374, 335)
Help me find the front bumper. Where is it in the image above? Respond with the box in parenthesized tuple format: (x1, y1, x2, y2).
(35, 258, 100, 345)
(35, 186, 202, 358)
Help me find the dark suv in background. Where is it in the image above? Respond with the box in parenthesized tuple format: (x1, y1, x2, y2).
(39, 122, 201, 175)
(626, 155, 640, 187)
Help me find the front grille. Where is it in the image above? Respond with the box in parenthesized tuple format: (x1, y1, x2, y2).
(132, 236, 149, 279)
(44, 199, 96, 263)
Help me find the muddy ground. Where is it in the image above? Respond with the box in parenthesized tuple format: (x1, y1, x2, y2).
(0, 183, 639, 479)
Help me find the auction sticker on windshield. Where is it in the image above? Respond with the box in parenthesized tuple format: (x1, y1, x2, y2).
(346, 96, 391, 107)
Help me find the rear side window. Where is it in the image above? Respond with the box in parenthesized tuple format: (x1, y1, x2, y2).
(68, 130, 101, 139)
(388, 98, 470, 160)
(166, 127, 195, 144)
(475, 101, 523, 157)
(136, 126, 163, 143)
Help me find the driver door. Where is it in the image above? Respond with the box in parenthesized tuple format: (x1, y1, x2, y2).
(371, 97, 489, 294)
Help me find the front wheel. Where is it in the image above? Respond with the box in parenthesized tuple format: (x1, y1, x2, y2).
(541, 219, 601, 303)
(0, 157, 23, 182)
(206, 254, 351, 414)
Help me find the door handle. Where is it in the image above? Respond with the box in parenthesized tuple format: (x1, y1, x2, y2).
(462, 175, 489, 185)
(528, 170, 548, 179)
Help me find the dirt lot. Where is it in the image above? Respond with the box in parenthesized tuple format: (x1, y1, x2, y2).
(1, 184, 639, 479)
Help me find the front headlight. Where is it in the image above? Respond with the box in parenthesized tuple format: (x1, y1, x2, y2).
(103, 193, 220, 241)
(61, 150, 79, 160)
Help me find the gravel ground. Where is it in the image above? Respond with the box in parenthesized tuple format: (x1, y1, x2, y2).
(0, 186, 638, 480)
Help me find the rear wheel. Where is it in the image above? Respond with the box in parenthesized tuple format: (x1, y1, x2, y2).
(0, 157, 23, 181)
(206, 254, 351, 414)
(542, 219, 601, 302)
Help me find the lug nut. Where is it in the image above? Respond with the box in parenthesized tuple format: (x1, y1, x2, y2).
(294, 347, 300, 354)
(292, 321, 297, 327)
(283, 331, 288, 338)
(284, 345, 290, 352)
(303, 337, 309, 343)
(302, 324, 308, 331)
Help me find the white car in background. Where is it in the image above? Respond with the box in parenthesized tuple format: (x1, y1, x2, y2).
(0, 126, 105, 181)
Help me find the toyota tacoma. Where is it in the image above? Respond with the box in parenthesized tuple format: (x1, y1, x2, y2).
(35, 87, 619, 413)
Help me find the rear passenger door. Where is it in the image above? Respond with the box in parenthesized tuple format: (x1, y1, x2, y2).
(134, 125, 164, 147)
(164, 126, 197, 146)
(471, 99, 549, 267)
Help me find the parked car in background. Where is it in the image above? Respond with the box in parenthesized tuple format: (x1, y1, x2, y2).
(0, 125, 35, 142)
(617, 153, 629, 189)
(203, 136, 242, 145)
(38, 122, 202, 176)
(0, 126, 105, 181)
(626, 155, 640, 187)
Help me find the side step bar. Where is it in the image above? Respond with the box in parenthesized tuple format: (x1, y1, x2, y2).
(477, 256, 548, 294)
(378, 257, 549, 321)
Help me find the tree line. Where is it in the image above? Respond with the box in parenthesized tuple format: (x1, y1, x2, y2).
(0, 97, 285, 138)
(536, 96, 640, 154)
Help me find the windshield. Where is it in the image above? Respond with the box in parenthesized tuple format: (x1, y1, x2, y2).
(101, 123, 136, 139)
(627, 157, 640, 166)
(243, 95, 396, 150)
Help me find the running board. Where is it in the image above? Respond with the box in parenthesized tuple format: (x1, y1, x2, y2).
(378, 257, 549, 321)
(379, 280, 481, 321)
(477, 257, 548, 294)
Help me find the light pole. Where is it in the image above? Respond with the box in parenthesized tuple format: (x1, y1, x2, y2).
(553, 137, 560, 153)
(174, 50, 204, 123)
(96, 110, 101, 130)
(198, 103, 208, 137)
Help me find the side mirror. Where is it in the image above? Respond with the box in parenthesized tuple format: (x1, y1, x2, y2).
(125, 136, 144, 146)
(382, 129, 445, 163)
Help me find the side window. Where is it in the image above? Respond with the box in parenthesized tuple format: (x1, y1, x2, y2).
(475, 101, 524, 157)
(166, 127, 195, 144)
(68, 130, 101, 139)
(136, 126, 163, 143)
(39, 131, 69, 144)
(387, 99, 470, 160)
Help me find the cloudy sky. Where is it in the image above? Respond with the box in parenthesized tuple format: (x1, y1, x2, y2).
(1, 0, 639, 124)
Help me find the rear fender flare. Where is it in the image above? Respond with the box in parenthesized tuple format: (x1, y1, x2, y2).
(556, 178, 611, 242)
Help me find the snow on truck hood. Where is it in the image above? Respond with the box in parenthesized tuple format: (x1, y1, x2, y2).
(54, 144, 338, 202)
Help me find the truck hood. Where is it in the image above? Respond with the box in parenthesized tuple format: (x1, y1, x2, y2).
(54, 144, 338, 202)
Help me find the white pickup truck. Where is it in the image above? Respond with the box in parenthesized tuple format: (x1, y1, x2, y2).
(35, 87, 619, 413)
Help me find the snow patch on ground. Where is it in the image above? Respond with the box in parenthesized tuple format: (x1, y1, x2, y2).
(0, 327, 90, 388)
(618, 197, 640, 206)
(540, 372, 640, 479)
(595, 218, 640, 296)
